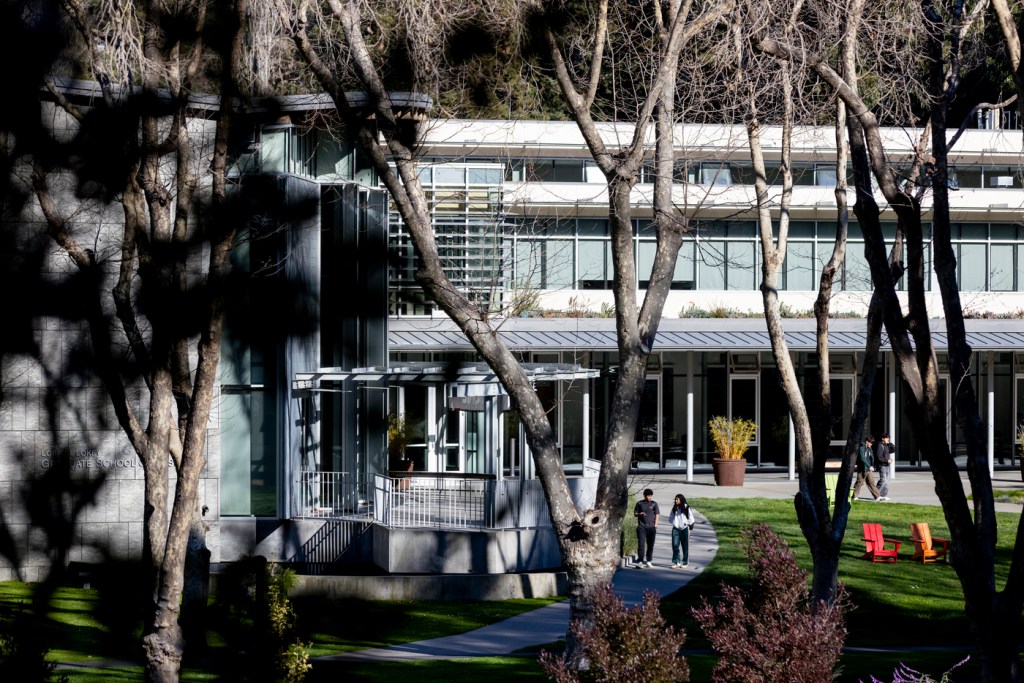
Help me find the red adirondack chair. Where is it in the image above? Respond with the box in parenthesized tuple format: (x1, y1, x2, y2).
(910, 522, 949, 563)
(862, 522, 901, 562)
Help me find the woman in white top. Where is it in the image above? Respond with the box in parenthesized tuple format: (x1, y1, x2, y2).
(669, 494, 696, 569)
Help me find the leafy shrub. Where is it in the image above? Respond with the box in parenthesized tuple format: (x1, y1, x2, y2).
(863, 657, 970, 683)
(215, 556, 311, 683)
(540, 583, 688, 683)
(708, 416, 757, 460)
(691, 524, 849, 683)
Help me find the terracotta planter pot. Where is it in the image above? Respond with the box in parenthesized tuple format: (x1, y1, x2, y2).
(712, 457, 747, 486)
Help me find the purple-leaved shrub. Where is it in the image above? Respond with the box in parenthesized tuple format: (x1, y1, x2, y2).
(863, 656, 971, 683)
(691, 524, 850, 683)
(540, 583, 688, 683)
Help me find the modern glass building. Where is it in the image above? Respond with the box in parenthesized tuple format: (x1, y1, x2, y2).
(4, 88, 1024, 578)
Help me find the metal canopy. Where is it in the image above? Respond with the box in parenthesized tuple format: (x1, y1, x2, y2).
(388, 317, 1024, 352)
(293, 361, 599, 393)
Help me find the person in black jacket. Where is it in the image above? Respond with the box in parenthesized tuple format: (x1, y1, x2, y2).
(853, 435, 881, 501)
(875, 433, 894, 500)
(633, 488, 660, 568)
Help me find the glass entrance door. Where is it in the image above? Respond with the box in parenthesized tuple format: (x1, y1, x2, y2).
(729, 375, 758, 464)
(829, 375, 855, 450)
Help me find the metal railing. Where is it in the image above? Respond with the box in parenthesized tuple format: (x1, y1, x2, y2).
(295, 471, 370, 519)
(296, 470, 599, 529)
(372, 473, 598, 530)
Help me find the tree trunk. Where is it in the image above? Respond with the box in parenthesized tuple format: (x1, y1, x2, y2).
(561, 522, 621, 660)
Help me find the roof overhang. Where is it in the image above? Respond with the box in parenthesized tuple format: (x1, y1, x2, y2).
(388, 317, 1024, 353)
(293, 361, 599, 394)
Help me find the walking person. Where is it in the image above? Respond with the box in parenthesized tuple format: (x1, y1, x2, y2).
(875, 432, 894, 501)
(853, 435, 881, 501)
(669, 494, 696, 569)
(633, 488, 660, 568)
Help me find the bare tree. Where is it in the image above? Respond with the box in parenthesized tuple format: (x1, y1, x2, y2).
(760, 1, 1024, 678)
(276, 0, 730, 655)
(730, 0, 899, 605)
(16, 1, 254, 680)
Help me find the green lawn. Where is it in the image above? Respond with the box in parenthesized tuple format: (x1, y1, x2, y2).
(3, 498, 1020, 682)
(659, 497, 1022, 681)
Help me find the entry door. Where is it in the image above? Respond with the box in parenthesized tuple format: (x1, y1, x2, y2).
(939, 375, 965, 462)
(1015, 374, 1024, 465)
(829, 375, 856, 450)
(728, 375, 758, 464)
(393, 384, 454, 473)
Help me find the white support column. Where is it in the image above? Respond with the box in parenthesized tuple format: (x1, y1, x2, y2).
(788, 415, 796, 480)
(988, 351, 995, 477)
(583, 383, 591, 462)
(687, 351, 694, 482)
(888, 354, 897, 480)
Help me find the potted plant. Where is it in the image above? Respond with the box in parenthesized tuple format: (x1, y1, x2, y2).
(387, 413, 413, 478)
(708, 415, 757, 486)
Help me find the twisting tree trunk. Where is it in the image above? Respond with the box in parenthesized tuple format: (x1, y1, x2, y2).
(26, 1, 250, 680)
(759, 2, 1024, 678)
(735, 0, 880, 604)
(277, 0, 731, 656)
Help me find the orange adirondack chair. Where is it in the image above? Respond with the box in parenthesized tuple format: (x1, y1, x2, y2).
(862, 523, 901, 563)
(910, 523, 949, 563)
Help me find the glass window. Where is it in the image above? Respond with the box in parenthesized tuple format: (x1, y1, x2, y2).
(675, 241, 696, 289)
(636, 220, 656, 236)
(727, 241, 756, 291)
(785, 241, 816, 290)
(634, 376, 661, 446)
(818, 242, 842, 289)
(729, 376, 758, 444)
(260, 128, 287, 174)
(845, 241, 872, 291)
(954, 165, 982, 188)
(815, 164, 838, 186)
(515, 239, 574, 289)
(731, 163, 755, 185)
(674, 161, 698, 183)
(791, 163, 814, 186)
(220, 389, 277, 517)
(550, 160, 584, 182)
(578, 219, 609, 236)
(435, 166, 465, 185)
(700, 163, 732, 185)
(728, 221, 757, 238)
(698, 240, 726, 289)
(468, 167, 502, 185)
(958, 243, 987, 291)
(991, 244, 1015, 292)
(789, 221, 815, 239)
(987, 167, 1022, 188)
(578, 240, 611, 289)
(991, 224, 1018, 240)
(638, 241, 656, 288)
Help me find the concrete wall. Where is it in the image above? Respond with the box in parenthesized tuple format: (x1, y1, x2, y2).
(374, 525, 564, 574)
(219, 517, 373, 569)
(290, 571, 567, 600)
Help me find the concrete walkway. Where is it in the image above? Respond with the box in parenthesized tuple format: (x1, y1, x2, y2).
(322, 509, 717, 662)
(319, 469, 1024, 663)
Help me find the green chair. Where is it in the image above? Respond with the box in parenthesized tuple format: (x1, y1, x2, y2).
(825, 473, 854, 508)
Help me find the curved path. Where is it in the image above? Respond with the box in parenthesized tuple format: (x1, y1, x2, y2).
(318, 510, 718, 662)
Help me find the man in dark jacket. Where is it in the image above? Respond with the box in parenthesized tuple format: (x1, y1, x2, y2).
(875, 433, 894, 500)
(853, 435, 881, 500)
(633, 488, 660, 568)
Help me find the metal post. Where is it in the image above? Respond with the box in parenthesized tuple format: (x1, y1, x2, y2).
(687, 351, 694, 482)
